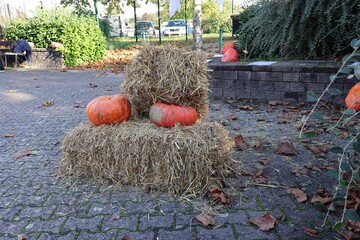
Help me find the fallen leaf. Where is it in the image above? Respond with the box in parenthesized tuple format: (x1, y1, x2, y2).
(121, 233, 135, 240)
(275, 142, 297, 156)
(111, 213, 120, 220)
(41, 100, 54, 107)
(240, 105, 254, 111)
(89, 83, 98, 88)
(291, 168, 309, 177)
(287, 188, 308, 203)
(305, 144, 328, 158)
(337, 230, 355, 240)
(253, 170, 268, 183)
(303, 227, 321, 238)
(226, 115, 238, 121)
(4, 133, 15, 137)
(268, 100, 277, 106)
(311, 194, 332, 204)
(196, 214, 216, 226)
(259, 157, 271, 165)
(17, 234, 27, 240)
(277, 118, 289, 124)
(248, 212, 277, 231)
(15, 150, 38, 159)
(253, 139, 262, 149)
(234, 134, 248, 150)
(240, 168, 252, 176)
(208, 188, 230, 204)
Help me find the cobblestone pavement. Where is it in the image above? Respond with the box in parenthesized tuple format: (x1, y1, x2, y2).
(0, 69, 344, 239)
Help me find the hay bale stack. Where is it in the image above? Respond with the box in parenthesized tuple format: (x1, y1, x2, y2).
(59, 120, 234, 198)
(122, 44, 210, 118)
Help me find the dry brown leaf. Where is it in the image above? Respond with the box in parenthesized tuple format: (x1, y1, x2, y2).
(277, 118, 289, 124)
(275, 142, 297, 156)
(253, 139, 262, 149)
(253, 170, 268, 183)
(259, 156, 271, 165)
(17, 234, 27, 240)
(208, 188, 230, 204)
(240, 105, 254, 111)
(305, 144, 328, 158)
(121, 233, 135, 240)
(287, 188, 308, 203)
(234, 134, 248, 150)
(226, 115, 238, 121)
(268, 100, 277, 106)
(4, 133, 15, 137)
(196, 214, 216, 226)
(311, 195, 332, 204)
(303, 227, 321, 238)
(291, 168, 309, 177)
(111, 213, 120, 220)
(248, 212, 277, 231)
(15, 150, 38, 159)
(240, 168, 252, 176)
(337, 230, 355, 240)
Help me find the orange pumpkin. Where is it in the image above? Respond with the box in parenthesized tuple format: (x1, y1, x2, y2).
(345, 82, 360, 111)
(86, 94, 131, 125)
(50, 42, 63, 48)
(221, 41, 235, 54)
(221, 48, 238, 62)
(149, 103, 198, 128)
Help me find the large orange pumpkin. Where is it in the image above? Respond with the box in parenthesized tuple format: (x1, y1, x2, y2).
(149, 103, 198, 128)
(345, 82, 360, 111)
(221, 41, 235, 54)
(221, 48, 238, 62)
(86, 94, 131, 125)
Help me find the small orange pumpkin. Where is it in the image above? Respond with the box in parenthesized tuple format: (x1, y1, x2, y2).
(345, 82, 360, 111)
(221, 41, 235, 54)
(50, 42, 63, 48)
(149, 103, 198, 128)
(86, 94, 131, 125)
(221, 48, 238, 62)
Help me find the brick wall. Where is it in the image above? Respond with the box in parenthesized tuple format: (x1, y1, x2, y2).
(207, 58, 356, 104)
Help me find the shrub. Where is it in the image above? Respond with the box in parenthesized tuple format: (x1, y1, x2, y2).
(3, 10, 106, 66)
(236, 0, 360, 59)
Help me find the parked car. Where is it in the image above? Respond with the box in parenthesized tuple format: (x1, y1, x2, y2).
(122, 26, 135, 37)
(136, 21, 156, 37)
(163, 20, 187, 36)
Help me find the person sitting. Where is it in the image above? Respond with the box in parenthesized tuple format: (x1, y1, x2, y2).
(13, 39, 32, 65)
(0, 56, 4, 72)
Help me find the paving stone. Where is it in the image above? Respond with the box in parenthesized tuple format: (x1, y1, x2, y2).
(123, 201, 159, 215)
(43, 193, 80, 206)
(0, 207, 22, 221)
(53, 204, 91, 218)
(0, 219, 29, 235)
(61, 215, 103, 233)
(138, 213, 174, 231)
(77, 230, 117, 240)
(101, 214, 139, 231)
(22, 217, 66, 234)
(196, 225, 237, 240)
(15, 205, 57, 220)
(9, 194, 48, 208)
(37, 231, 78, 240)
(157, 227, 195, 240)
(117, 230, 155, 240)
(233, 224, 278, 239)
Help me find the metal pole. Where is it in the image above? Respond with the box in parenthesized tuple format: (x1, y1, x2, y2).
(185, 0, 187, 42)
(219, 26, 223, 54)
(133, 0, 138, 43)
(157, 0, 161, 44)
(232, 0, 234, 14)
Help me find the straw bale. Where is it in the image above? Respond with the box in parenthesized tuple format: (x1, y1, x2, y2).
(59, 120, 234, 198)
(122, 43, 210, 118)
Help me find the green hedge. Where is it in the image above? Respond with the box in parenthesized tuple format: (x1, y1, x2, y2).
(236, 0, 360, 59)
(3, 10, 106, 66)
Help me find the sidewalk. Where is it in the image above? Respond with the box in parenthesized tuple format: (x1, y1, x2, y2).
(0, 68, 342, 239)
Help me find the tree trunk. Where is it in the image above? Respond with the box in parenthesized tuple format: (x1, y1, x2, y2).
(192, 0, 202, 50)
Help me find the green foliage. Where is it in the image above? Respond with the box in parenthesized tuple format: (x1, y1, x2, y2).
(3, 10, 106, 66)
(236, 0, 360, 59)
(299, 38, 360, 232)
